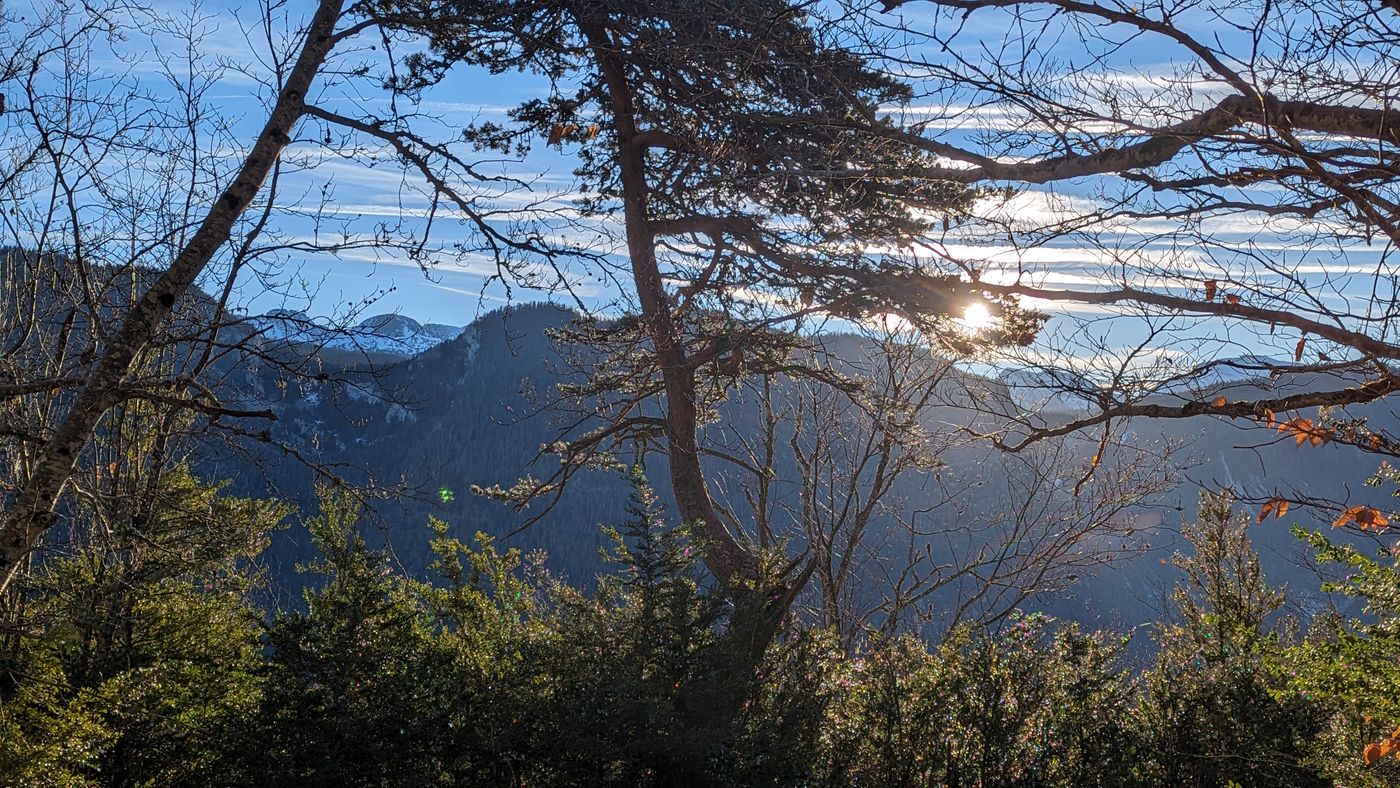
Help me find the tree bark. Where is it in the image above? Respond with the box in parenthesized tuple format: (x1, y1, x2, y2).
(576, 18, 801, 735)
(579, 17, 756, 588)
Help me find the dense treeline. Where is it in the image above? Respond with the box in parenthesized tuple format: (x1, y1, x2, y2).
(2, 468, 1397, 787)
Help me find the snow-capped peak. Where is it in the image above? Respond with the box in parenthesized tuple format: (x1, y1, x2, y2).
(248, 311, 463, 357)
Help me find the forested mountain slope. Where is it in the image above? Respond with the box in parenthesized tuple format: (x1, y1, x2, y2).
(202, 303, 1388, 635)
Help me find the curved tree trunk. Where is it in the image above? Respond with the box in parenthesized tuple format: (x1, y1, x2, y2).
(577, 16, 805, 738)
(580, 17, 757, 588)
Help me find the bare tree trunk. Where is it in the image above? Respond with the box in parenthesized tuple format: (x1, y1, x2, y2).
(0, 0, 345, 593)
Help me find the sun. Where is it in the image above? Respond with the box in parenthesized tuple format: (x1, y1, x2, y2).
(959, 301, 995, 330)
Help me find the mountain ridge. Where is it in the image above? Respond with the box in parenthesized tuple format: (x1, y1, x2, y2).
(202, 303, 1389, 641)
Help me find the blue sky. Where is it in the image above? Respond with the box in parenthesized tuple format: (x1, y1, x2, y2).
(14, 0, 1389, 380)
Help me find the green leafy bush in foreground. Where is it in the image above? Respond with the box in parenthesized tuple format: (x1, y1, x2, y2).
(1, 476, 1391, 786)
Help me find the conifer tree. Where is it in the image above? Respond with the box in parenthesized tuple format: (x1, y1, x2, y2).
(0, 467, 281, 786)
(1140, 492, 1326, 787)
(371, 0, 1042, 670)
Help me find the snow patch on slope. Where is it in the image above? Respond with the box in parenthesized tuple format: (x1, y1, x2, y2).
(250, 311, 463, 357)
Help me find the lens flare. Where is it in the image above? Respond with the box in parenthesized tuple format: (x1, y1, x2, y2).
(960, 302, 994, 330)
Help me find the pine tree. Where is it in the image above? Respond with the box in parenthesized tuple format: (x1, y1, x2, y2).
(1140, 491, 1326, 787)
(597, 465, 720, 683)
(242, 487, 459, 786)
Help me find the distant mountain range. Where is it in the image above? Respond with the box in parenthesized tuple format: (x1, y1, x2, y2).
(9, 251, 1367, 641)
(248, 309, 464, 357)
(5, 254, 1379, 646)
(193, 303, 1393, 645)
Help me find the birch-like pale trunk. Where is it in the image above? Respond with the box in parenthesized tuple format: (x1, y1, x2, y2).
(0, 0, 346, 593)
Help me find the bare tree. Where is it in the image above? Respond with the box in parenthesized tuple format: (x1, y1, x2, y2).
(0, 0, 348, 591)
(0, 0, 568, 592)
(755, 0, 1400, 522)
(708, 325, 1174, 648)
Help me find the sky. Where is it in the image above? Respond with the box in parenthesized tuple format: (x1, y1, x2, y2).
(12, 0, 1391, 378)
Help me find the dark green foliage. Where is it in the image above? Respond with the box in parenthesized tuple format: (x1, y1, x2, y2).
(8, 472, 1400, 785)
(535, 466, 727, 784)
(1281, 523, 1400, 786)
(1137, 492, 1328, 788)
(380, 0, 963, 245)
(0, 466, 283, 787)
(823, 615, 1143, 787)
(238, 489, 471, 786)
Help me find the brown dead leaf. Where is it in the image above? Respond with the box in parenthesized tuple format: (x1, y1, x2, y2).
(1335, 506, 1390, 532)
